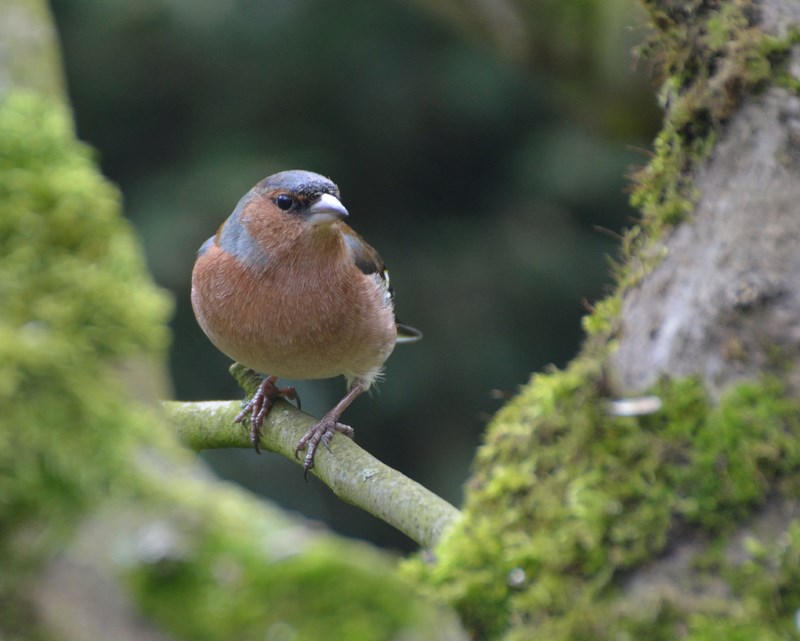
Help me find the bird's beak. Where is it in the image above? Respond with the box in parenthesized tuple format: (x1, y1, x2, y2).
(307, 193, 349, 225)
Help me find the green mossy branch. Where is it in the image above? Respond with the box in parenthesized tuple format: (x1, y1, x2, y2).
(163, 390, 461, 550)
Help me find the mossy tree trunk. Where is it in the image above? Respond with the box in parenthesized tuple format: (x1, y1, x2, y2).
(611, 0, 800, 397)
(407, 1, 800, 640)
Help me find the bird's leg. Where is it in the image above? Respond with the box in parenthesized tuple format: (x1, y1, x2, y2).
(235, 375, 300, 453)
(295, 381, 365, 476)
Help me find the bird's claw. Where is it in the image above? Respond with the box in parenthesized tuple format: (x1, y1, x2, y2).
(234, 375, 300, 453)
(295, 419, 354, 478)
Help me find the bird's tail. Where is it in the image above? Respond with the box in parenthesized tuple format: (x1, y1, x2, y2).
(396, 322, 422, 344)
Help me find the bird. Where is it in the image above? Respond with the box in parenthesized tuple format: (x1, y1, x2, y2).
(191, 169, 421, 474)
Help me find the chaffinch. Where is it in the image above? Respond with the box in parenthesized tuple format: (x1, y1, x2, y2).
(191, 170, 421, 473)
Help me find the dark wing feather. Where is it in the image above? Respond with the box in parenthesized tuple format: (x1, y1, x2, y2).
(342, 228, 422, 343)
(342, 228, 384, 276)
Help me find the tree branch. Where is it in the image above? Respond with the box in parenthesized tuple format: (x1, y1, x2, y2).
(0, 0, 67, 102)
(162, 390, 461, 550)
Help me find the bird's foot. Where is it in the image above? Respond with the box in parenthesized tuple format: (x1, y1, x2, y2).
(234, 375, 300, 453)
(295, 416, 354, 478)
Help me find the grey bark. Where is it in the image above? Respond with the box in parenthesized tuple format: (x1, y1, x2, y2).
(609, 7, 800, 397)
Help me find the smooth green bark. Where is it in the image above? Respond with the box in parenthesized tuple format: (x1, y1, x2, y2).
(163, 395, 461, 549)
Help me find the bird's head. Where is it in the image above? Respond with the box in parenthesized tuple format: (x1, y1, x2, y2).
(256, 170, 349, 227)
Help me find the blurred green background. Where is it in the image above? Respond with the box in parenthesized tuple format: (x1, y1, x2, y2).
(50, 0, 658, 551)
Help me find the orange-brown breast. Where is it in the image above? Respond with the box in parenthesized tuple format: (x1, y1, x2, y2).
(191, 202, 396, 384)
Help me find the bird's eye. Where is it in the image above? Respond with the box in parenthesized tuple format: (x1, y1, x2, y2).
(275, 194, 294, 211)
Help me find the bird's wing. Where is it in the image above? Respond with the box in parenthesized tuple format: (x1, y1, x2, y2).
(342, 228, 422, 343)
(342, 227, 385, 277)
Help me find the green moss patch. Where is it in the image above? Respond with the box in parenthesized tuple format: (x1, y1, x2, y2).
(0, 91, 172, 571)
(123, 482, 452, 641)
(405, 359, 800, 639)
